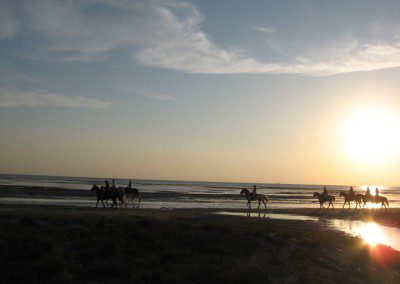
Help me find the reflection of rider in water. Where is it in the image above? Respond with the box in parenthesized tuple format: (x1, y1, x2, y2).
(322, 187, 328, 196)
(349, 186, 354, 196)
(252, 185, 257, 199)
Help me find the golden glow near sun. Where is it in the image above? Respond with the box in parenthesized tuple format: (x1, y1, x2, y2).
(342, 107, 400, 165)
(358, 222, 386, 246)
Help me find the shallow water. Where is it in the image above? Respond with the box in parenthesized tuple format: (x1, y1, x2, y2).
(215, 211, 400, 252)
(214, 211, 319, 221)
(1, 173, 399, 209)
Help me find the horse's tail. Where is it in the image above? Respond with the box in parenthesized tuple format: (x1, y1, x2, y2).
(386, 198, 389, 207)
(332, 196, 335, 202)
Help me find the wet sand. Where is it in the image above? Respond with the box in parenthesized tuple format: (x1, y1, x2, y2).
(1, 203, 400, 283)
(2, 185, 400, 282)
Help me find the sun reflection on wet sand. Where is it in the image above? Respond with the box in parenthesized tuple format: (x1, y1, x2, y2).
(357, 222, 386, 246)
(330, 219, 400, 251)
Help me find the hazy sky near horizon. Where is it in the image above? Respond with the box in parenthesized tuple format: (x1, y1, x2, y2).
(1, 0, 400, 185)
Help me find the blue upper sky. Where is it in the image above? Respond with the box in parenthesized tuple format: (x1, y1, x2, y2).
(1, 0, 400, 184)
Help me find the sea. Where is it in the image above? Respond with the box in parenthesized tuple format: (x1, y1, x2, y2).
(0, 174, 399, 209)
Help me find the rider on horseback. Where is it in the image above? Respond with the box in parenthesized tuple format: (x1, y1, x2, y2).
(104, 180, 110, 191)
(322, 187, 328, 197)
(252, 185, 257, 199)
(111, 179, 116, 190)
(375, 188, 380, 201)
(349, 186, 354, 196)
(365, 187, 371, 198)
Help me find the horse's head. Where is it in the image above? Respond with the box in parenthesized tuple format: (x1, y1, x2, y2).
(240, 188, 248, 195)
(339, 191, 344, 197)
(90, 184, 98, 192)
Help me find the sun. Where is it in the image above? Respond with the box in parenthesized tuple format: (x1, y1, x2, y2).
(342, 107, 400, 165)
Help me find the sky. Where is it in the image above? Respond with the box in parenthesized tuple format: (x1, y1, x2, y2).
(1, 0, 400, 185)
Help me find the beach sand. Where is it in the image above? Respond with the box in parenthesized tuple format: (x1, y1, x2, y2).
(1, 202, 400, 283)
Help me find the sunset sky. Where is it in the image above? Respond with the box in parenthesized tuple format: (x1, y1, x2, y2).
(1, 0, 400, 185)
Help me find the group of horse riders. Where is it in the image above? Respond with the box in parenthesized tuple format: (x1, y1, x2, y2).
(243, 184, 389, 210)
(322, 186, 380, 200)
(316, 186, 389, 209)
(90, 179, 140, 209)
(103, 179, 132, 192)
(91, 180, 388, 210)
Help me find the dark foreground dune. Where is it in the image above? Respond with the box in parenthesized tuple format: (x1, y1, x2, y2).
(1, 204, 400, 283)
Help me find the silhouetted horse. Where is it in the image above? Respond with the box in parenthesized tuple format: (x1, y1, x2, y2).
(240, 188, 269, 210)
(354, 194, 365, 209)
(313, 192, 335, 209)
(360, 194, 389, 209)
(339, 191, 355, 209)
(90, 184, 117, 209)
(124, 187, 141, 208)
(90, 185, 127, 209)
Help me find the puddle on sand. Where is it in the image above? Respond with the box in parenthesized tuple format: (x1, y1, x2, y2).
(214, 211, 400, 252)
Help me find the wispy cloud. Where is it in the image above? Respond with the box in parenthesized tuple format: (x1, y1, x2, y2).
(254, 25, 276, 35)
(3, 0, 400, 75)
(122, 88, 176, 101)
(141, 92, 176, 101)
(0, 89, 112, 109)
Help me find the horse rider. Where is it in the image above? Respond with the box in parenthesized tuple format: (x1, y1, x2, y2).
(375, 188, 380, 201)
(127, 180, 132, 189)
(104, 180, 110, 191)
(252, 184, 257, 199)
(322, 186, 328, 197)
(349, 186, 354, 196)
(111, 179, 116, 190)
(365, 187, 371, 198)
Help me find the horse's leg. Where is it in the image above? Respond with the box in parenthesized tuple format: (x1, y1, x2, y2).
(263, 200, 267, 210)
(342, 201, 345, 209)
(257, 200, 261, 209)
(331, 201, 334, 208)
(101, 200, 105, 209)
(95, 199, 99, 208)
(348, 201, 351, 209)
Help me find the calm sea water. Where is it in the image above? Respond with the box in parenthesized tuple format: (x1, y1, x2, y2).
(0, 174, 399, 209)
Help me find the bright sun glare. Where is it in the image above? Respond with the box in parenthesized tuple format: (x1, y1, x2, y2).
(359, 222, 386, 246)
(342, 108, 400, 165)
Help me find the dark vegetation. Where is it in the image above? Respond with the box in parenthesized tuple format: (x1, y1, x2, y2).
(0, 208, 400, 283)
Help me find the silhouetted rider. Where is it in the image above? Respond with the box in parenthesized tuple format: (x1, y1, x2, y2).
(365, 187, 371, 197)
(375, 188, 380, 201)
(252, 184, 257, 199)
(322, 187, 328, 196)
